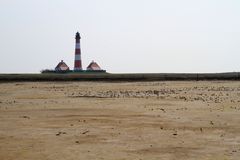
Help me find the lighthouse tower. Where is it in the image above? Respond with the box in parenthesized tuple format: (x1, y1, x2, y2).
(74, 32, 82, 71)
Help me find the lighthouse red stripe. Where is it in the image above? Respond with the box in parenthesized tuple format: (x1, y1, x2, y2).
(74, 61, 81, 67)
(75, 49, 81, 54)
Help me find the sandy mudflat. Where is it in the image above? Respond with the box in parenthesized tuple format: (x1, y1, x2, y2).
(0, 81, 240, 160)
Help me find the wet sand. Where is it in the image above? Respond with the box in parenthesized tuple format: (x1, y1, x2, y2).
(0, 81, 240, 160)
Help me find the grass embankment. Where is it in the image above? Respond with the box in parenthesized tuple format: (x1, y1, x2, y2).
(0, 72, 239, 82)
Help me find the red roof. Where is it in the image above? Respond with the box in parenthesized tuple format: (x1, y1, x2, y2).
(55, 60, 70, 71)
(87, 61, 102, 70)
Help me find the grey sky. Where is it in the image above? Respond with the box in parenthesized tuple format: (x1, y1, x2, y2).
(0, 0, 239, 73)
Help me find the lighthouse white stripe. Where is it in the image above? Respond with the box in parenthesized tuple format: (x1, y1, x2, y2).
(75, 55, 81, 60)
(75, 43, 80, 49)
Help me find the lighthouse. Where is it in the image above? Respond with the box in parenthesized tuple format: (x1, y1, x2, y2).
(74, 32, 82, 70)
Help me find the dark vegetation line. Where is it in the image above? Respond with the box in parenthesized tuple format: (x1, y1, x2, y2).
(0, 72, 239, 82)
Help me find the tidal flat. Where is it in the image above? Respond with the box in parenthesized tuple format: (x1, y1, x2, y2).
(0, 81, 240, 160)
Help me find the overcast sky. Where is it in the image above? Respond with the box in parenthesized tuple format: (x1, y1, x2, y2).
(0, 0, 239, 73)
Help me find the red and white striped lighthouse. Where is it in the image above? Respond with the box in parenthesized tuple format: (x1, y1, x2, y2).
(74, 32, 82, 70)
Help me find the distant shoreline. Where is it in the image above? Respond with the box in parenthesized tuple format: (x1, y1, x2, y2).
(0, 72, 239, 82)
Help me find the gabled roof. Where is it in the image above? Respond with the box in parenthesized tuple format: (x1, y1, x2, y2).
(87, 61, 102, 70)
(55, 60, 69, 71)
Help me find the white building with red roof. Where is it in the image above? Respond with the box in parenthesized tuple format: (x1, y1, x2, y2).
(55, 60, 70, 71)
(86, 61, 102, 71)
